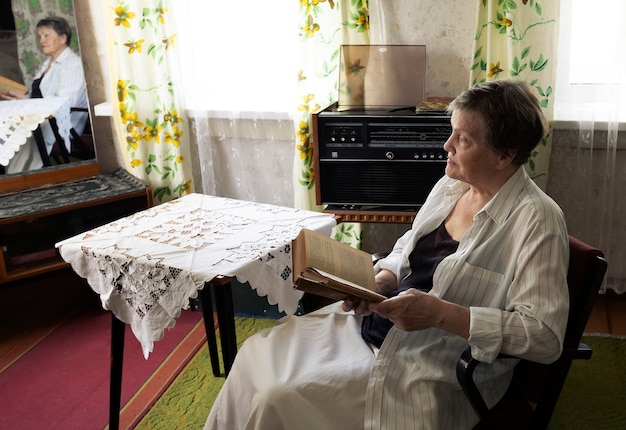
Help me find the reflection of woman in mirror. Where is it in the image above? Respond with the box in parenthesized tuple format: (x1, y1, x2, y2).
(1, 17, 88, 173)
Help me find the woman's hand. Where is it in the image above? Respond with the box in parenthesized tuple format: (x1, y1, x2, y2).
(342, 296, 373, 316)
(369, 289, 471, 337)
(342, 268, 399, 316)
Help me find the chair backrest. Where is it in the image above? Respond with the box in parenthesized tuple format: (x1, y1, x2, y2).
(495, 235, 607, 429)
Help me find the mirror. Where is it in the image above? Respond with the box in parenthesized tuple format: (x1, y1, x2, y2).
(0, 0, 98, 189)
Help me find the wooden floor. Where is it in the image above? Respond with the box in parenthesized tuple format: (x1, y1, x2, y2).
(585, 291, 626, 336)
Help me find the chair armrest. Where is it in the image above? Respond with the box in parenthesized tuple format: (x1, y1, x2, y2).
(456, 346, 494, 425)
(572, 343, 592, 360)
(456, 342, 592, 425)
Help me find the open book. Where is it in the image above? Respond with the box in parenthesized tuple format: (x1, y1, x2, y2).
(292, 228, 386, 302)
(0, 75, 28, 97)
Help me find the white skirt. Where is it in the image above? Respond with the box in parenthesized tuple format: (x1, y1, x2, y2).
(205, 303, 376, 430)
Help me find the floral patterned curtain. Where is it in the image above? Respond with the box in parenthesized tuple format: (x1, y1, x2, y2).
(470, 0, 560, 190)
(294, 0, 370, 248)
(104, 0, 194, 203)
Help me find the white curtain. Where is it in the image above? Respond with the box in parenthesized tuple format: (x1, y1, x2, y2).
(189, 111, 296, 208)
(548, 98, 626, 295)
(548, 1, 626, 293)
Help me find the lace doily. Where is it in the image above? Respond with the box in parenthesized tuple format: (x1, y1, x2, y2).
(57, 194, 337, 358)
(0, 97, 71, 166)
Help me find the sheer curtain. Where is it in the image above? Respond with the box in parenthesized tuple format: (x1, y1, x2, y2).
(170, 1, 370, 248)
(548, 0, 626, 294)
(189, 111, 296, 208)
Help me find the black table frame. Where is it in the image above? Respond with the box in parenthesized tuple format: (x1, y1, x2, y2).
(108, 277, 238, 430)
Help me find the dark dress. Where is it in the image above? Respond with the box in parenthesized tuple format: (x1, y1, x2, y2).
(31, 76, 44, 98)
(361, 222, 459, 348)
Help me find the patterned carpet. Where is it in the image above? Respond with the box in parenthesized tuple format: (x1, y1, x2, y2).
(138, 330, 626, 429)
(136, 317, 277, 429)
(549, 335, 626, 429)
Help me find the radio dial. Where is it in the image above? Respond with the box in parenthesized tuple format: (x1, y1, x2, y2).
(385, 151, 394, 160)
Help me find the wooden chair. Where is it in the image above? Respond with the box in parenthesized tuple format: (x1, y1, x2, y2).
(34, 116, 70, 166)
(456, 235, 607, 430)
(34, 107, 93, 166)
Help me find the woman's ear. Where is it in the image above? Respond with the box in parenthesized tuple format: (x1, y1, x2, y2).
(496, 150, 516, 170)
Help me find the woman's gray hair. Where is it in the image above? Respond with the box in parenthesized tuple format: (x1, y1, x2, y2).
(448, 80, 547, 166)
(37, 17, 73, 47)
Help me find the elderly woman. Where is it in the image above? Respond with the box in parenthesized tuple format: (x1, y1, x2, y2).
(2, 16, 88, 173)
(205, 80, 569, 430)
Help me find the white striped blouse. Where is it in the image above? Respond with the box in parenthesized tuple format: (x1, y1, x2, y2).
(367, 166, 569, 429)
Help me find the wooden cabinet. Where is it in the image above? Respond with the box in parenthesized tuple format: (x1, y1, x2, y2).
(0, 169, 152, 284)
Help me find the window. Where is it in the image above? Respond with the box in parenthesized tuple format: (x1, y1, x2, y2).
(171, 2, 298, 114)
(555, 0, 626, 122)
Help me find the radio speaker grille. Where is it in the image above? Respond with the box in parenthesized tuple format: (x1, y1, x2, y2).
(318, 160, 445, 207)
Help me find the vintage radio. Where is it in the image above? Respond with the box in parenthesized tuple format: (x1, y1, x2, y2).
(312, 103, 451, 210)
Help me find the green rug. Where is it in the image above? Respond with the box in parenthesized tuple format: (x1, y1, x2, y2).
(548, 335, 626, 429)
(137, 325, 626, 429)
(135, 317, 277, 429)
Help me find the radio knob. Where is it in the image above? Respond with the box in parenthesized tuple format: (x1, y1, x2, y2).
(385, 151, 394, 160)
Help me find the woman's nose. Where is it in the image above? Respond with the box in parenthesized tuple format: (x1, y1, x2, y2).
(443, 135, 452, 152)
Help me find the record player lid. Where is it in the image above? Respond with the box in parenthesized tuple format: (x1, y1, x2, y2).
(338, 45, 426, 109)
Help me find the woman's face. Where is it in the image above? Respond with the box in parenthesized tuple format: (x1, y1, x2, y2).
(37, 25, 67, 61)
(443, 109, 503, 187)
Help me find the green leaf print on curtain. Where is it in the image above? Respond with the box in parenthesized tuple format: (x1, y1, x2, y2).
(108, 1, 193, 203)
(471, 0, 559, 190)
(294, 0, 369, 249)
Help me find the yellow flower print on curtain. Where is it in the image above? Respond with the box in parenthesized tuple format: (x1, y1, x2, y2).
(294, 0, 369, 249)
(108, 1, 193, 203)
(471, 0, 559, 190)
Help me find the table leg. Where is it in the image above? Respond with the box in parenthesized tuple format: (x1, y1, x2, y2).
(198, 285, 221, 377)
(110, 315, 125, 430)
(212, 280, 237, 376)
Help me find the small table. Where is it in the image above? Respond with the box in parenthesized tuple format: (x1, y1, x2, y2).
(0, 97, 72, 166)
(56, 193, 336, 430)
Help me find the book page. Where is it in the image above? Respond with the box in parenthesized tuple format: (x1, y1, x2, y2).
(293, 229, 376, 291)
(295, 273, 385, 302)
(307, 268, 385, 301)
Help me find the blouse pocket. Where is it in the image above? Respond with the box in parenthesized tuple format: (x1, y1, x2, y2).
(442, 261, 507, 308)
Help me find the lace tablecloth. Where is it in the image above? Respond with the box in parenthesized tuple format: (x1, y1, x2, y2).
(0, 97, 72, 166)
(56, 193, 336, 358)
